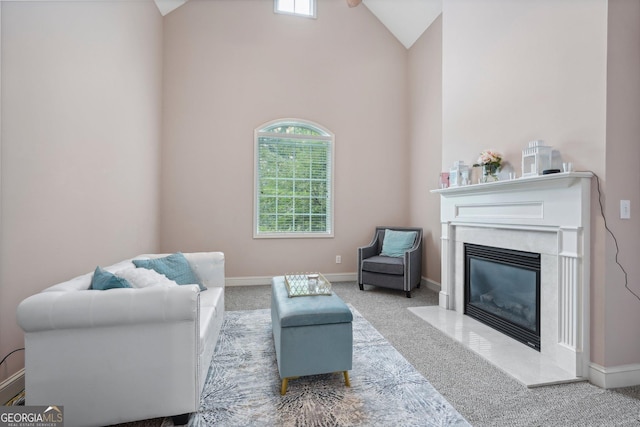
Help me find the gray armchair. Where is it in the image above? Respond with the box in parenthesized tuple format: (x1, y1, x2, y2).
(357, 226, 423, 298)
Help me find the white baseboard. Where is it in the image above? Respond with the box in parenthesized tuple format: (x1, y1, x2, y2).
(226, 273, 358, 287)
(423, 277, 441, 293)
(0, 368, 24, 405)
(589, 362, 640, 388)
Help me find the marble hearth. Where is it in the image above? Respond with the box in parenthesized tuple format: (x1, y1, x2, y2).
(413, 172, 592, 387)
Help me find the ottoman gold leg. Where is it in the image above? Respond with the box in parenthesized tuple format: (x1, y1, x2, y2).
(343, 371, 351, 387)
(281, 378, 288, 395)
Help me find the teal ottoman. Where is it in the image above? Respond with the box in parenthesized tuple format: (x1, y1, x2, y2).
(271, 276, 353, 395)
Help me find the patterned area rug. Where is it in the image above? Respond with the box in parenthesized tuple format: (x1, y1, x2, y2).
(188, 306, 469, 427)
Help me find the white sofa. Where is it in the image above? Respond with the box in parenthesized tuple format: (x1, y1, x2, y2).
(16, 252, 225, 427)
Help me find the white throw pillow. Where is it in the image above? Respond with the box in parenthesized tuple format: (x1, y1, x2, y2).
(115, 267, 179, 289)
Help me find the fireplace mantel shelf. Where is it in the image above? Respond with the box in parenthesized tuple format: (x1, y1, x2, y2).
(431, 171, 593, 196)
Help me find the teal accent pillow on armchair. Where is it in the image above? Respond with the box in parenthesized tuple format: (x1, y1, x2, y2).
(133, 252, 206, 291)
(90, 266, 132, 290)
(380, 229, 418, 257)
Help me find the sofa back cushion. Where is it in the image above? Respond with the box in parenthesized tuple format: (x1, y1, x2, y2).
(116, 267, 178, 289)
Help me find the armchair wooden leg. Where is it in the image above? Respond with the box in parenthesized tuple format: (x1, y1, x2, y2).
(406, 291, 411, 298)
(359, 283, 364, 291)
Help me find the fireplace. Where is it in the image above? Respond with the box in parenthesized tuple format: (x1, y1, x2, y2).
(425, 172, 593, 386)
(464, 243, 541, 351)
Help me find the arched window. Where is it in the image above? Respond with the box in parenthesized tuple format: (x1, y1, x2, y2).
(254, 119, 334, 238)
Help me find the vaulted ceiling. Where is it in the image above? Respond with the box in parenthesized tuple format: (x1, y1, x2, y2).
(153, 0, 442, 49)
(362, 0, 441, 48)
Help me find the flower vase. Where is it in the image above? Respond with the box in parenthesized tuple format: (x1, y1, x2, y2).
(481, 164, 499, 183)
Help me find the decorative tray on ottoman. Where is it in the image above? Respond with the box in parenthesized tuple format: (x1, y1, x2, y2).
(284, 273, 332, 297)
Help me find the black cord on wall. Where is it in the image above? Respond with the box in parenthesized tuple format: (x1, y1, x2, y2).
(593, 172, 640, 302)
(0, 348, 24, 368)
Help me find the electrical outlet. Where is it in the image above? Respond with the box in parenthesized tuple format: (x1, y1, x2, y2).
(335, 255, 342, 264)
(620, 200, 631, 219)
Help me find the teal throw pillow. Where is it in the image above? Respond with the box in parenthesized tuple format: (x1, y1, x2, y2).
(90, 266, 132, 290)
(133, 252, 206, 291)
(380, 229, 418, 257)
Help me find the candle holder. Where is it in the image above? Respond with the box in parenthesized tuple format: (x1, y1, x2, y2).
(522, 140, 552, 177)
(449, 161, 470, 187)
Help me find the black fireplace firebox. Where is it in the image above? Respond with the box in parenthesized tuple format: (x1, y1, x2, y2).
(464, 243, 541, 351)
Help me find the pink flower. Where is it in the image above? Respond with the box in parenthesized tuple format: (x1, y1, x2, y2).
(474, 150, 502, 167)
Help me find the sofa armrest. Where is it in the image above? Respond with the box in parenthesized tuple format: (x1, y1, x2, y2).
(358, 237, 380, 285)
(404, 243, 422, 266)
(358, 244, 378, 261)
(406, 238, 422, 254)
(17, 285, 200, 333)
(358, 231, 382, 261)
(403, 238, 423, 288)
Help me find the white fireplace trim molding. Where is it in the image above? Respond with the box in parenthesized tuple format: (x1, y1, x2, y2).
(433, 172, 592, 382)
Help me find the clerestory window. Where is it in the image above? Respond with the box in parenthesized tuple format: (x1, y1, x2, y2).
(274, 0, 316, 18)
(254, 119, 334, 238)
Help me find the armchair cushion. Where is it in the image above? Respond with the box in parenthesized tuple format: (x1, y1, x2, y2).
(361, 255, 405, 275)
(380, 229, 418, 257)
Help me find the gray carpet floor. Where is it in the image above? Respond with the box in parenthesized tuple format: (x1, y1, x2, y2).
(226, 282, 640, 426)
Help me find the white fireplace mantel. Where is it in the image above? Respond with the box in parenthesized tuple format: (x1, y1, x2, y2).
(433, 172, 592, 231)
(426, 172, 593, 385)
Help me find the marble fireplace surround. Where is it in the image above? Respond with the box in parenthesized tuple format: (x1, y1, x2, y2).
(416, 172, 592, 387)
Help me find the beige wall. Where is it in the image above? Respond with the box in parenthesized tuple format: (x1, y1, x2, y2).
(161, 0, 410, 277)
(441, 0, 640, 368)
(0, 1, 163, 381)
(442, 0, 607, 175)
(604, 0, 640, 367)
(408, 14, 442, 285)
